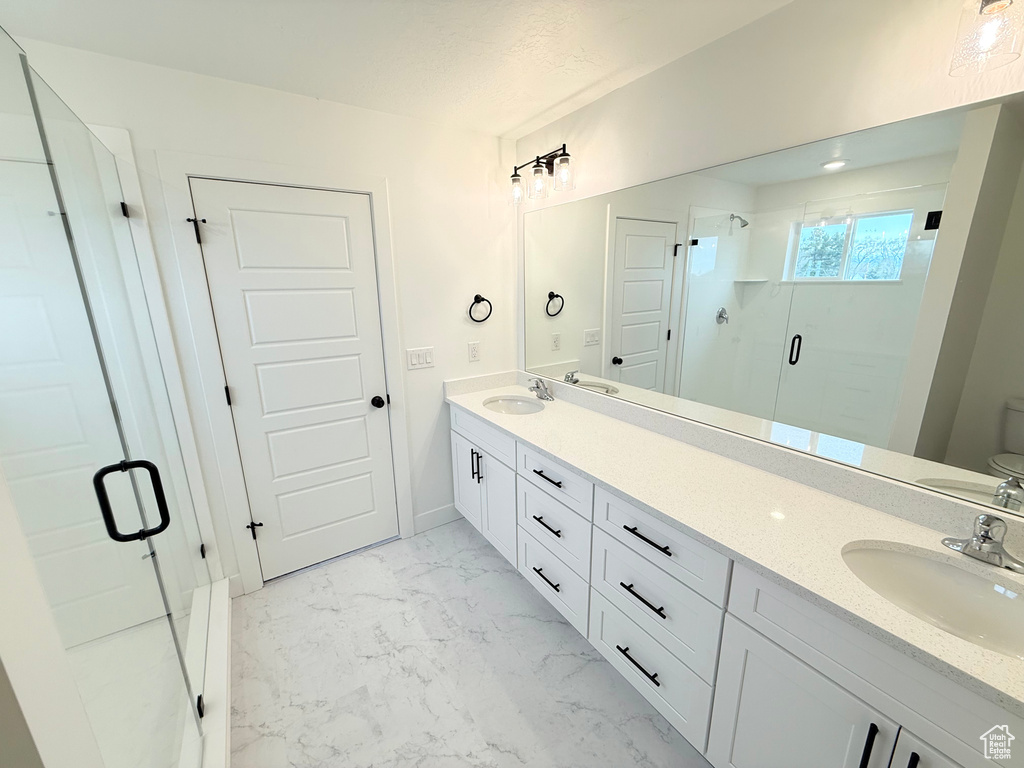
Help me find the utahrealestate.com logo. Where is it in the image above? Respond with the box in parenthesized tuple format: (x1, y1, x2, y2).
(981, 725, 1015, 760)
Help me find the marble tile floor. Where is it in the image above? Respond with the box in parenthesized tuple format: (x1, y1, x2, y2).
(230, 518, 712, 768)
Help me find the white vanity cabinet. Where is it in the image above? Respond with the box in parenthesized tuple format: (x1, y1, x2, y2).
(707, 615, 898, 768)
(450, 416, 517, 567)
(447, 403, 1015, 768)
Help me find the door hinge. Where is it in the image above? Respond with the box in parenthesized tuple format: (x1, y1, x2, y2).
(246, 521, 264, 541)
(925, 210, 942, 231)
(120, 201, 130, 218)
(224, 385, 232, 406)
(196, 694, 205, 719)
(667, 329, 671, 341)
(200, 543, 207, 559)
(387, 394, 391, 405)
(186, 217, 206, 244)
(689, 238, 698, 246)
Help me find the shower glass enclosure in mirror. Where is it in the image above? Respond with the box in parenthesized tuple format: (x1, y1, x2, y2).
(1, 27, 209, 768)
(525, 100, 1024, 513)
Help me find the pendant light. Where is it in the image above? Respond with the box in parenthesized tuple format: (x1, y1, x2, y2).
(552, 149, 575, 192)
(510, 171, 524, 206)
(527, 159, 549, 200)
(951, 0, 1024, 76)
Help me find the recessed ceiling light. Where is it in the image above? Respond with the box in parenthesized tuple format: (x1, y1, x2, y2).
(821, 159, 848, 171)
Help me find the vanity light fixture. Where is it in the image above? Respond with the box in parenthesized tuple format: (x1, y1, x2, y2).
(510, 144, 574, 205)
(951, 0, 1024, 76)
(821, 159, 848, 171)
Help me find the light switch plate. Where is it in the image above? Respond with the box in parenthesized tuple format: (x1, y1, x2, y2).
(407, 346, 434, 370)
(468, 341, 480, 362)
(551, 333, 561, 351)
(584, 329, 600, 347)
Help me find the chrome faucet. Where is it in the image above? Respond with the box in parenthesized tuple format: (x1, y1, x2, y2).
(564, 370, 579, 384)
(528, 378, 554, 401)
(993, 476, 1024, 512)
(943, 514, 1024, 572)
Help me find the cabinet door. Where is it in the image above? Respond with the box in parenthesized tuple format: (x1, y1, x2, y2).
(451, 431, 482, 531)
(707, 616, 897, 768)
(480, 452, 517, 566)
(890, 731, 963, 768)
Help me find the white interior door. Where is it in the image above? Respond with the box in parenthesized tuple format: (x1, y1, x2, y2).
(608, 218, 679, 391)
(0, 160, 165, 647)
(190, 178, 399, 580)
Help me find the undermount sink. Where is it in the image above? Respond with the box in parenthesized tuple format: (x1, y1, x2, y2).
(576, 381, 619, 395)
(483, 396, 544, 415)
(842, 542, 1024, 660)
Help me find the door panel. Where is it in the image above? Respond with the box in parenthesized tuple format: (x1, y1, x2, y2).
(707, 615, 897, 768)
(609, 218, 679, 391)
(480, 453, 516, 566)
(190, 179, 398, 579)
(451, 431, 482, 529)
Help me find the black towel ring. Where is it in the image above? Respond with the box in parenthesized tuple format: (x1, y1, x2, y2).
(469, 294, 492, 323)
(545, 291, 564, 317)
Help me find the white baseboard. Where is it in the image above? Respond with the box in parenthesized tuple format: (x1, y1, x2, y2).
(414, 503, 460, 534)
(227, 573, 246, 598)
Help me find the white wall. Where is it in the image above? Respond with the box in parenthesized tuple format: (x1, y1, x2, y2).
(516, 0, 1024, 203)
(19, 39, 516, 587)
(945, 152, 1024, 472)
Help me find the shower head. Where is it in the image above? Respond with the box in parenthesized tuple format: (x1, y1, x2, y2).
(730, 213, 750, 228)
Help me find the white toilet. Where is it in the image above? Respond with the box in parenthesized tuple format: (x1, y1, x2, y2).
(988, 397, 1024, 480)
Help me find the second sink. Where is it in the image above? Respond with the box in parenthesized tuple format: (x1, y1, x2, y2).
(483, 396, 545, 415)
(842, 542, 1024, 660)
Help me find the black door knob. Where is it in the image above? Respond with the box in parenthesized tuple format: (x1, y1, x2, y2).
(371, 395, 386, 408)
(612, 356, 623, 365)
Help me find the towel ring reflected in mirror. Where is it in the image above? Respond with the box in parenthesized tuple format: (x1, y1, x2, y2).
(469, 294, 492, 323)
(546, 291, 564, 317)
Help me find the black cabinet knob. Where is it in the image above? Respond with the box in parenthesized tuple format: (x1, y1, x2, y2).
(612, 356, 623, 365)
(371, 395, 386, 409)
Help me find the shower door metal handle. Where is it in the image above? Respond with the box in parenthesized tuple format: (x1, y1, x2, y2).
(788, 334, 802, 366)
(93, 459, 171, 542)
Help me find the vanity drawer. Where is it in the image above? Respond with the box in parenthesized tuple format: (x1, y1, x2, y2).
(450, 406, 516, 469)
(518, 482, 592, 578)
(594, 487, 730, 607)
(518, 530, 589, 636)
(591, 528, 723, 683)
(589, 589, 714, 750)
(517, 444, 594, 520)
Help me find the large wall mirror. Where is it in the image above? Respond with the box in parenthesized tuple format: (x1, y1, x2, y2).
(524, 97, 1024, 513)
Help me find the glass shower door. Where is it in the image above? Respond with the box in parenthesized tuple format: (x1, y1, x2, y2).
(0, 30, 209, 768)
(773, 184, 948, 449)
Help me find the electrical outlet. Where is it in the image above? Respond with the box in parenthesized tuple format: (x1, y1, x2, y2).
(584, 329, 600, 347)
(468, 341, 480, 362)
(406, 346, 434, 370)
(552, 333, 561, 351)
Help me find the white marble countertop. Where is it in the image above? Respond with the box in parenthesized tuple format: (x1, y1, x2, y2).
(446, 384, 1024, 717)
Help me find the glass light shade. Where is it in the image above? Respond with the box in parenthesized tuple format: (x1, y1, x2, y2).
(527, 163, 549, 200)
(951, 0, 1024, 76)
(510, 173, 524, 206)
(552, 153, 575, 192)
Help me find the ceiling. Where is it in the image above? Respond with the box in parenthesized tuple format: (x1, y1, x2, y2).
(699, 110, 969, 188)
(0, 0, 794, 137)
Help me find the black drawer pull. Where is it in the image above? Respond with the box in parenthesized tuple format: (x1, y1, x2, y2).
(532, 567, 560, 592)
(906, 753, 920, 768)
(858, 723, 879, 768)
(532, 469, 563, 489)
(470, 449, 478, 481)
(623, 525, 673, 557)
(532, 515, 562, 538)
(620, 582, 667, 619)
(615, 645, 660, 687)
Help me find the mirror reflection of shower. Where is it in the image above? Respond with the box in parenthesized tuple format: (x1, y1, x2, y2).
(728, 213, 750, 235)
